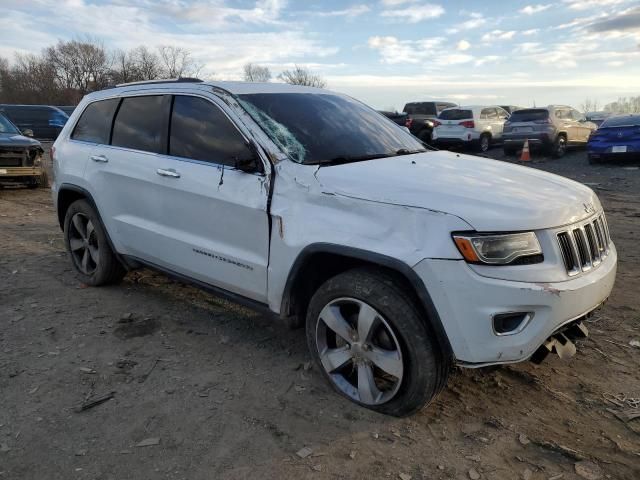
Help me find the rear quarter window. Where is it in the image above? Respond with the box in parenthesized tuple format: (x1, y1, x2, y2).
(439, 109, 472, 120)
(111, 95, 168, 153)
(71, 98, 120, 144)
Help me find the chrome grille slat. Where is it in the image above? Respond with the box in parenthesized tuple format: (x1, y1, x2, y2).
(556, 213, 611, 276)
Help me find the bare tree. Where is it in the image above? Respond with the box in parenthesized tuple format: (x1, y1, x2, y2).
(45, 38, 111, 98)
(157, 45, 201, 78)
(243, 63, 272, 82)
(131, 46, 162, 80)
(580, 98, 600, 113)
(604, 96, 640, 114)
(278, 65, 326, 88)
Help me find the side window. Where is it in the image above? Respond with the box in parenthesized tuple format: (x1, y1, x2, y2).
(480, 109, 489, 120)
(497, 108, 509, 120)
(112, 95, 168, 153)
(169, 95, 252, 167)
(71, 99, 120, 144)
(572, 109, 584, 121)
(555, 109, 570, 120)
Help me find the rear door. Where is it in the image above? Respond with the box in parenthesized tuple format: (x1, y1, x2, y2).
(494, 107, 509, 139)
(554, 108, 577, 143)
(571, 109, 591, 143)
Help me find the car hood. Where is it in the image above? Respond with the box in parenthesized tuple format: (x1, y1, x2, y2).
(0, 133, 41, 148)
(314, 151, 599, 231)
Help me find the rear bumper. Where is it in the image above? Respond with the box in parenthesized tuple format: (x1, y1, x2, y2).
(0, 166, 43, 178)
(588, 143, 640, 160)
(503, 134, 552, 148)
(433, 131, 480, 146)
(413, 246, 617, 365)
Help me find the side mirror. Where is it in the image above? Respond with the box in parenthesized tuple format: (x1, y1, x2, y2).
(235, 156, 261, 173)
(23, 129, 34, 137)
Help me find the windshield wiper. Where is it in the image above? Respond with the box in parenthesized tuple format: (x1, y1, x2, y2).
(395, 148, 426, 155)
(313, 153, 392, 166)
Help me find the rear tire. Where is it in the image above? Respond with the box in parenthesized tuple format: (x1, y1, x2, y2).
(476, 133, 491, 153)
(417, 129, 432, 144)
(551, 135, 567, 158)
(63, 199, 126, 286)
(306, 267, 449, 417)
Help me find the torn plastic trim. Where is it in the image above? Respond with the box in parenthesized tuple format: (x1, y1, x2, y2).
(457, 300, 605, 368)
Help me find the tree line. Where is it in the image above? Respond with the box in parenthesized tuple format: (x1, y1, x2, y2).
(0, 38, 326, 106)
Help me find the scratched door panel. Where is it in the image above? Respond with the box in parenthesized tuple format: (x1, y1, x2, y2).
(148, 158, 270, 302)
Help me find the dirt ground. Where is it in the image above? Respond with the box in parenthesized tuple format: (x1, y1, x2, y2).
(1, 146, 639, 480)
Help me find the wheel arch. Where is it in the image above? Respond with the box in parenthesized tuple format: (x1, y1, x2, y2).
(56, 184, 130, 269)
(280, 243, 453, 359)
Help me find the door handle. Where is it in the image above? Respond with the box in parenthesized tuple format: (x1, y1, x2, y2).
(156, 168, 180, 178)
(90, 154, 108, 163)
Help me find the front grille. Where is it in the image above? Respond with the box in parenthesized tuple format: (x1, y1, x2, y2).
(0, 149, 28, 167)
(557, 213, 611, 276)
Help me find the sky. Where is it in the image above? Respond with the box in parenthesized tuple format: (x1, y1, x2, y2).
(1, 0, 639, 110)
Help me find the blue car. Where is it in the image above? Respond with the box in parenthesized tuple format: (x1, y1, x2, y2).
(588, 114, 640, 164)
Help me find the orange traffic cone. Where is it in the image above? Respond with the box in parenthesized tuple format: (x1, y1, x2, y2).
(520, 138, 531, 162)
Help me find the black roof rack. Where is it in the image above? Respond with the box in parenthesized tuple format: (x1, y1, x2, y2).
(115, 77, 203, 88)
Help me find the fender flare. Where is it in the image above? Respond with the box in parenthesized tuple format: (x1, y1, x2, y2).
(281, 243, 453, 358)
(57, 183, 129, 268)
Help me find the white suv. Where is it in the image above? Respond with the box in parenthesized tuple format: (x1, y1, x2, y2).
(433, 105, 510, 152)
(52, 80, 617, 416)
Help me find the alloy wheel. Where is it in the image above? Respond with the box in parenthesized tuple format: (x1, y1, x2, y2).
(315, 297, 404, 405)
(68, 213, 99, 275)
(480, 135, 490, 152)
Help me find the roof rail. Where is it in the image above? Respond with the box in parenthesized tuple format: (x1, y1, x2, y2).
(115, 77, 203, 88)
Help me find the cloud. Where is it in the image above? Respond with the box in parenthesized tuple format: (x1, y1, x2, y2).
(514, 42, 543, 54)
(474, 56, 501, 66)
(520, 4, 551, 15)
(522, 29, 539, 35)
(0, 0, 340, 78)
(380, 3, 445, 23)
(367, 36, 444, 64)
(563, 0, 627, 11)
(481, 30, 516, 42)
(607, 60, 625, 67)
(457, 40, 471, 51)
(446, 12, 486, 33)
(587, 6, 640, 34)
(312, 5, 370, 17)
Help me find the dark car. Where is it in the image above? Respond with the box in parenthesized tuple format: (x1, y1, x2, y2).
(402, 101, 457, 143)
(0, 113, 46, 188)
(378, 110, 411, 129)
(0, 104, 69, 140)
(588, 114, 640, 164)
(56, 106, 76, 116)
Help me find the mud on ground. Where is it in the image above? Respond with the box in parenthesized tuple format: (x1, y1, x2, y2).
(1, 148, 639, 479)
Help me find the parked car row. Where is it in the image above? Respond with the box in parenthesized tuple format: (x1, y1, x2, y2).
(0, 104, 72, 140)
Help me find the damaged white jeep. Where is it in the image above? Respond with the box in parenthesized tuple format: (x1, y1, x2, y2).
(52, 80, 617, 416)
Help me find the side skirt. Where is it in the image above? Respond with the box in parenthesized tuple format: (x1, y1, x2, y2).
(122, 255, 278, 320)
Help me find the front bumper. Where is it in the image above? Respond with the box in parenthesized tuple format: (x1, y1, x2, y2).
(0, 166, 43, 178)
(413, 245, 617, 365)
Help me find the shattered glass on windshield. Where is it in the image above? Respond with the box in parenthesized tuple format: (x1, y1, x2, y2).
(238, 99, 307, 163)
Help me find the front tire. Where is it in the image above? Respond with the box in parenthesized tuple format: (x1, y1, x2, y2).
(306, 268, 449, 416)
(63, 199, 126, 286)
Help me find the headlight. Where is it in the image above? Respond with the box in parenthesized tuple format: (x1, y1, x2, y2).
(452, 232, 542, 265)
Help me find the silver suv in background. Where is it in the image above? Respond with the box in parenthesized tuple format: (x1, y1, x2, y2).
(503, 106, 597, 158)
